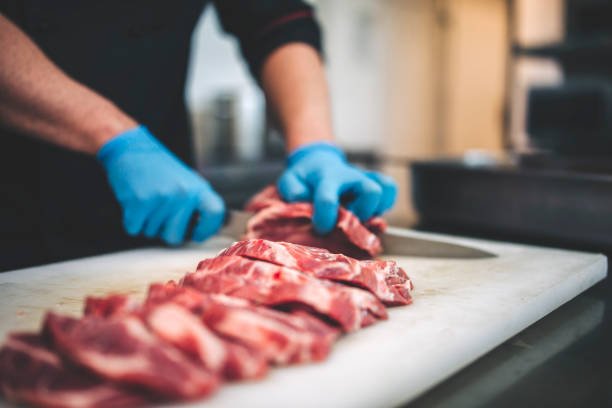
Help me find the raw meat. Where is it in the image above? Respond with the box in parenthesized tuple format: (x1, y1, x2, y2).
(86, 292, 268, 381)
(43, 312, 219, 400)
(0, 333, 147, 408)
(244, 185, 282, 212)
(183, 255, 388, 332)
(148, 282, 341, 350)
(84, 294, 139, 318)
(221, 343, 268, 381)
(219, 239, 413, 305)
(143, 303, 227, 373)
(147, 283, 339, 365)
(244, 186, 385, 259)
(144, 291, 269, 379)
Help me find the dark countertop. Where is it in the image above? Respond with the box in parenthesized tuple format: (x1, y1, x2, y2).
(403, 252, 612, 407)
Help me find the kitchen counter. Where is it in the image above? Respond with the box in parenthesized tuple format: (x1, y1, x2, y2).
(406, 275, 612, 407)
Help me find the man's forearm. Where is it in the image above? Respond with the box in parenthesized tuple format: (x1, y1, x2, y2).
(0, 14, 136, 154)
(261, 43, 334, 152)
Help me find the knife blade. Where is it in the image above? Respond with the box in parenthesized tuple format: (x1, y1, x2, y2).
(218, 210, 253, 240)
(380, 230, 496, 258)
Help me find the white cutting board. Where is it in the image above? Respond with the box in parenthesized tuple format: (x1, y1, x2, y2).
(0, 230, 607, 408)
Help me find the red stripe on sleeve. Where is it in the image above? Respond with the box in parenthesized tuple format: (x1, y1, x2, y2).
(257, 10, 314, 37)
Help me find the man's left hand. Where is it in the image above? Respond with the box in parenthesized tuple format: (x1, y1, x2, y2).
(277, 142, 397, 235)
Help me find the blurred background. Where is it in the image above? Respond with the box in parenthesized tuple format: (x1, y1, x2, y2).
(186, 0, 612, 253)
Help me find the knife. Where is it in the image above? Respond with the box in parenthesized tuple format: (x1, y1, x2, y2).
(219, 210, 495, 259)
(380, 229, 496, 258)
(218, 210, 253, 240)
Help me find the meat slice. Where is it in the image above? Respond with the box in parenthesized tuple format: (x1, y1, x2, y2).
(183, 255, 388, 332)
(43, 312, 219, 400)
(221, 343, 268, 381)
(86, 292, 267, 381)
(244, 185, 282, 212)
(84, 294, 140, 318)
(0, 333, 147, 408)
(287, 309, 342, 346)
(143, 303, 227, 374)
(244, 186, 385, 259)
(147, 283, 340, 365)
(144, 300, 268, 380)
(219, 239, 413, 305)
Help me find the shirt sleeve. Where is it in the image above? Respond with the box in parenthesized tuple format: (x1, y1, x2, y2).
(211, 0, 323, 80)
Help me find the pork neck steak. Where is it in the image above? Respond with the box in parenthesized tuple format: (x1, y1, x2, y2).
(244, 186, 385, 259)
(183, 255, 388, 332)
(86, 292, 268, 381)
(219, 239, 413, 305)
(147, 283, 340, 365)
(0, 333, 147, 408)
(43, 312, 219, 400)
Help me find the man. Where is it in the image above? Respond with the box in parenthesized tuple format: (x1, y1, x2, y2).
(0, 1, 397, 271)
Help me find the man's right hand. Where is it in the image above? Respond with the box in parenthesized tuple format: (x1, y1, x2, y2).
(97, 126, 225, 245)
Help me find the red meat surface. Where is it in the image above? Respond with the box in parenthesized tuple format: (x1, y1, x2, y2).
(220, 239, 413, 305)
(244, 186, 385, 259)
(0, 333, 147, 408)
(143, 303, 228, 374)
(147, 283, 339, 365)
(183, 255, 388, 332)
(84, 294, 139, 318)
(43, 312, 219, 400)
(86, 292, 268, 381)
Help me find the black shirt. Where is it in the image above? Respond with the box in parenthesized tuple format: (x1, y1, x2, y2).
(0, 0, 322, 271)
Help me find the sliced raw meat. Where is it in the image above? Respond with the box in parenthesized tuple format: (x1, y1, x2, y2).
(144, 300, 267, 380)
(287, 308, 342, 346)
(86, 291, 267, 381)
(244, 185, 282, 212)
(219, 239, 413, 305)
(143, 303, 227, 373)
(221, 342, 268, 381)
(147, 283, 340, 364)
(183, 255, 388, 332)
(0, 332, 147, 408)
(244, 186, 385, 259)
(84, 294, 139, 318)
(43, 312, 219, 400)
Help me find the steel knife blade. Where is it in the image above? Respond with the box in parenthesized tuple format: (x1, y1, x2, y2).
(218, 210, 253, 240)
(380, 229, 496, 258)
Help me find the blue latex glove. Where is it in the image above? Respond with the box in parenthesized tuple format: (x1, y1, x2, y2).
(97, 126, 225, 245)
(277, 142, 397, 234)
